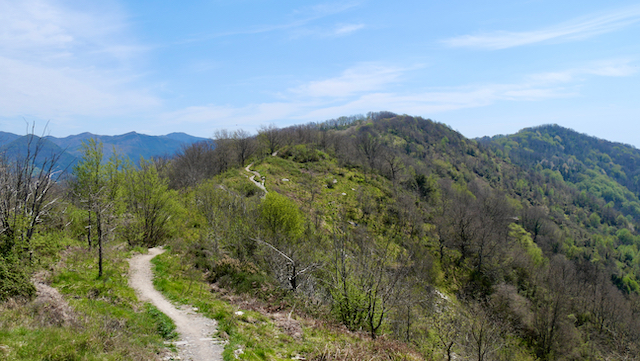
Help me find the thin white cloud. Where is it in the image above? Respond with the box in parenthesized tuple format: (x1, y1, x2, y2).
(291, 64, 408, 98)
(527, 59, 638, 83)
(182, 1, 362, 43)
(0, 56, 159, 118)
(0, 0, 160, 125)
(443, 5, 640, 49)
(162, 59, 635, 131)
(333, 23, 365, 36)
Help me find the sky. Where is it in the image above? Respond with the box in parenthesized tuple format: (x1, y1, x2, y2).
(1, 0, 639, 146)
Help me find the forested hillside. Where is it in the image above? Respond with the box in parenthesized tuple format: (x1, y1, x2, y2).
(2, 114, 640, 360)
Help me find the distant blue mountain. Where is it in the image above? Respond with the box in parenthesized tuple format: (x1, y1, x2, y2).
(0, 135, 77, 173)
(0, 131, 208, 172)
(45, 131, 207, 161)
(0, 131, 21, 146)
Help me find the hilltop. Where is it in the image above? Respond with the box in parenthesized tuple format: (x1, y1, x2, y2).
(2, 113, 640, 360)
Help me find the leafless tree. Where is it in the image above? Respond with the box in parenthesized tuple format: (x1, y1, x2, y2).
(465, 302, 505, 361)
(231, 129, 256, 167)
(532, 255, 578, 360)
(355, 126, 382, 171)
(257, 124, 282, 155)
(169, 140, 216, 188)
(331, 222, 410, 339)
(382, 149, 404, 185)
(0, 124, 64, 260)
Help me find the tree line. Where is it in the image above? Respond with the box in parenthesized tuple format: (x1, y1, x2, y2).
(4, 115, 640, 360)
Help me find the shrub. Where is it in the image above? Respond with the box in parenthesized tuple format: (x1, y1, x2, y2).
(0, 254, 36, 302)
(208, 255, 263, 292)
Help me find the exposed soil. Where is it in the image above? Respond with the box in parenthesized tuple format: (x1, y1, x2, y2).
(32, 272, 77, 327)
(129, 247, 224, 361)
(210, 283, 303, 340)
(245, 163, 268, 194)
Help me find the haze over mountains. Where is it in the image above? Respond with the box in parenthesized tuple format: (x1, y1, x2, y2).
(0, 130, 208, 170)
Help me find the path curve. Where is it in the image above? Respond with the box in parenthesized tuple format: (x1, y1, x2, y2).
(245, 163, 267, 194)
(129, 247, 224, 361)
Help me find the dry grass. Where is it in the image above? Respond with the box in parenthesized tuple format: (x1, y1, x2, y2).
(209, 283, 425, 361)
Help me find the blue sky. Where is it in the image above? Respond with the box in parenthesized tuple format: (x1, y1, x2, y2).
(1, 0, 640, 146)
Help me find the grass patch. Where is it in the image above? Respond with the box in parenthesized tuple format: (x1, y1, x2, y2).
(146, 303, 178, 340)
(0, 240, 173, 360)
(151, 248, 424, 361)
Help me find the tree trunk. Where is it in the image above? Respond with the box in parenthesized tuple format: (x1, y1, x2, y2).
(87, 210, 92, 250)
(97, 211, 103, 278)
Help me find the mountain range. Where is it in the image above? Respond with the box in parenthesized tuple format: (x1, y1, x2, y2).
(0, 131, 208, 171)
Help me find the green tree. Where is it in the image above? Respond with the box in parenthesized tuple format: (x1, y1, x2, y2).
(260, 192, 303, 239)
(257, 192, 310, 290)
(123, 159, 178, 247)
(71, 139, 122, 277)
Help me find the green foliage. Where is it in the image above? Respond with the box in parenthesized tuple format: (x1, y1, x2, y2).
(279, 144, 326, 163)
(330, 274, 368, 330)
(145, 303, 178, 339)
(617, 228, 636, 245)
(259, 192, 304, 239)
(509, 224, 544, 266)
(122, 160, 181, 247)
(622, 274, 640, 294)
(72, 138, 106, 199)
(0, 254, 36, 301)
(207, 254, 264, 293)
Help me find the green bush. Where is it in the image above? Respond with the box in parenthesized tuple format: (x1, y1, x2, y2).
(279, 144, 325, 163)
(0, 254, 36, 302)
(208, 255, 264, 292)
(259, 192, 304, 238)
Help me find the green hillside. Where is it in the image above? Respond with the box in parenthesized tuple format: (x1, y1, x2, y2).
(2, 113, 640, 360)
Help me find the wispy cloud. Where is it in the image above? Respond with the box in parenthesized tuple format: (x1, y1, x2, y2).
(291, 64, 407, 98)
(442, 5, 640, 49)
(161, 59, 637, 132)
(527, 59, 638, 83)
(182, 1, 362, 43)
(332, 23, 365, 36)
(0, 56, 159, 118)
(0, 0, 160, 127)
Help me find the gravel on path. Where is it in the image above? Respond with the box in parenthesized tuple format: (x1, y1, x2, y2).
(129, 247, 224, 361)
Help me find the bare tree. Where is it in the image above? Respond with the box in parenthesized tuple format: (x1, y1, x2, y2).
(330, 222, 410, 339)
(355, 126, 382, 171)
(232, 129, 256, 167)
(382, 149, 404, 185)
(465, 302, 505, 361)
(257, 124, 282, 155)
(169, 140, 216, 188)
(532, 255, 577, 360)
(0, 124, 64, 260)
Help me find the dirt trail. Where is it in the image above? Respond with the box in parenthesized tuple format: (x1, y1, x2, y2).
(129, 247, 224, 361)
(245, 163, 267, 194)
